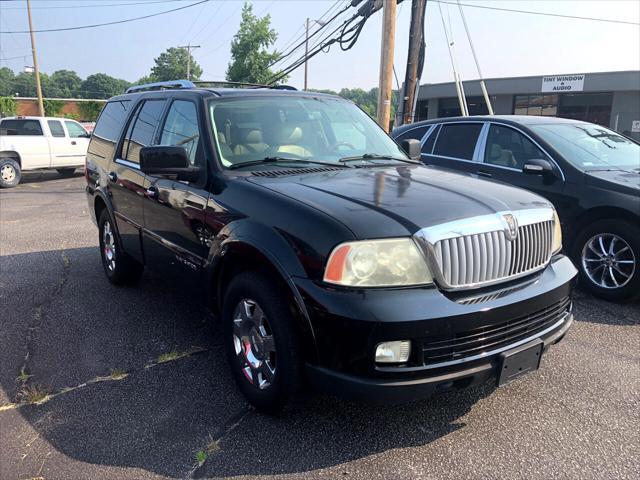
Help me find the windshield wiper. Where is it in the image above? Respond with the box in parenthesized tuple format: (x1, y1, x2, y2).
(339, 153, 419, 165)
(228, 156, 352, 170)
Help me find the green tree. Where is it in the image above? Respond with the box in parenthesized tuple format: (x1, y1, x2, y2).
(150, 47, 202, 82)
(77, 100, 106, 121)
(11, 72, 38, 97)
(0, 68, 15, 97)
(43, 98, 65, 116)
(0, 97, 17, 117)
(226, 3, 286, 84)
(47, 70, 82, 98)
(80, 73, 130, 99)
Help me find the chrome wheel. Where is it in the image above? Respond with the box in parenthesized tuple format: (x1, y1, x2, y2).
(582, 233, 635, 289)
(232, 299, 276, 390)
(102, 220, 116, 272)
(1, 164, 16, 182)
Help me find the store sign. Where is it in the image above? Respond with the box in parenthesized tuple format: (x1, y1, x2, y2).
(632, 120, 640, 133)
(541, 74, 585, 92)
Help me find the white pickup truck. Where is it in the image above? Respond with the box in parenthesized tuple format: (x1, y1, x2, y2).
(0, 116, 90, 188)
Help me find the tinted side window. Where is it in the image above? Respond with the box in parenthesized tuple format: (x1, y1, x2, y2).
(159, 100, 200, 165)
(93, 101, 131, 142)
(48, 120, 66, 138)
(422, 124, 440, 154)
(484, 124, 547, 170)
(122, 100, 165, 164)
(432, 123, 483, 160)
(0, 119, 43, 136)
(395, 125, 428, 142)
(65, 121, 87, 138)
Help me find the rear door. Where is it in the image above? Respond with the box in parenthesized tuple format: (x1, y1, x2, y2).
(423, 122, 486, 175)
(0, 118, 51, 169)
(108, 99, 166, 262)
(142, 98, 210, 272)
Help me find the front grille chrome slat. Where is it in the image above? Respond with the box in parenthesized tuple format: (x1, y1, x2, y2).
(415, 209, 556, 290)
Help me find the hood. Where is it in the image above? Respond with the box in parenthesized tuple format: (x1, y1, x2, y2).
(585, 169, 640, 194)
(247, 165, 552, 238)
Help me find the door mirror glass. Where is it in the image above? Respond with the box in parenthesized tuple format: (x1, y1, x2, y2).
(523, 158, 554, 175)
(140, 146, 200, 181)
(399, 138, 421, 161)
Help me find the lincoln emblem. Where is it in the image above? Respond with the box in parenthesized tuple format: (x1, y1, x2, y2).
(503, 213, 518, 241)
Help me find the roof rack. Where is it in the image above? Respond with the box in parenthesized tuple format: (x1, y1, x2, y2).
(193, 80, 297, 90)
(125, 80, 195, 94)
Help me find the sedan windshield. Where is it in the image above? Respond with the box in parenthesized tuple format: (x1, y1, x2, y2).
(208, 95, 408, 169)
(530, 123, 640, 171)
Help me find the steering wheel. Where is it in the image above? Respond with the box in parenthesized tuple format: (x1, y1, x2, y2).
(331, 141, 356, 151)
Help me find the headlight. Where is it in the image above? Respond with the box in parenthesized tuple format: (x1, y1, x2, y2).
(552, 209, 562, 254)
(324, 238, 433, 287)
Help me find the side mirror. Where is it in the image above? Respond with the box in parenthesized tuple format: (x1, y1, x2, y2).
(399, 138, 421, 161)
(523, 158, 554, 176)
(140, 146, 200, 182)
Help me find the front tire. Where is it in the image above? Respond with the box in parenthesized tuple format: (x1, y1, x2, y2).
(98, 209, 143, 285)
(56, 167, 76, 176)
(0, 158, 21, 188)
(222, 271, 303, 413)
(573, 219, 640, 301)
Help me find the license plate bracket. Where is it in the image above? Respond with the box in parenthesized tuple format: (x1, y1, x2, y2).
(498, 340, 543, 387)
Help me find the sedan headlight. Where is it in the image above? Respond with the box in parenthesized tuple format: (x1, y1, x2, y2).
(552, 209, 562, 254)
(323, 238, 433, 287)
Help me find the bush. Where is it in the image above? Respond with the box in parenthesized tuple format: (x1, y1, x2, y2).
(0, 96, 17, 117)
(43, 99, 65, 117)
(63, 112, 80, 120)
(77, 101, 104, 122)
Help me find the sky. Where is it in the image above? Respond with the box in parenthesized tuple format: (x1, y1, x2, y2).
(0, 0, 639, 93)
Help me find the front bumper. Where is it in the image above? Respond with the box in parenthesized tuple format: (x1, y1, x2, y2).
(295, 254, 577, 402)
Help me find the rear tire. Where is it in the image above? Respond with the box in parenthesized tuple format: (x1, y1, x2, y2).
(56, 167, 76, 176)
(0, 158, 21, 188)
(572, 219, 640, 302)
(222, 271, 303, 413)
(98, 209, 143, 285)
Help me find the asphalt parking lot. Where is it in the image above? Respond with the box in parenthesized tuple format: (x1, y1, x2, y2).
(0, 172, 638, 480)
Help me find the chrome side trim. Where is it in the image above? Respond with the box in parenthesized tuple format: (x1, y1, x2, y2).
(115, 158, 141, 170)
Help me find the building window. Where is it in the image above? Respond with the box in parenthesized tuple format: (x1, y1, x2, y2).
(438, 96, 492, 118)
(513, 92, 613, 127)
(514, 94, 558, 116)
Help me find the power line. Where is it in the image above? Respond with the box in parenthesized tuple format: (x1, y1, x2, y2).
(435, 0, 640, 26)
(0, 0, 190, 10)
(1, 0, 210, 34)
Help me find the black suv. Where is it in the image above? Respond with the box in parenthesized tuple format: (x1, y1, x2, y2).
(393, 116, 640, 301)
(86, 81, 577, 412)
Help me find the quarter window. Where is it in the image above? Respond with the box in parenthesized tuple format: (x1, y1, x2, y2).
(93, 100, 131, 142)
(483, 124, 547, 170)
(395, 126, 429, 143)
(48, 120, 66, 138)
(122, 100, 165, 163)
(65, 121, 87, 138)
(0, 119, 43, 136)
(422, 125, 440, 154)
(159, 100, 200, 165)
(432, 123, 482, 160)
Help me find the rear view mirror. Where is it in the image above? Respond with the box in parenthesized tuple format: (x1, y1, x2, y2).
(140, 146, 200, 182)
(523, 158, 554, 175)
(399, 138, 421, 161)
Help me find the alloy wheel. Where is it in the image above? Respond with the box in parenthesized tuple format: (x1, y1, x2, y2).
(1, 164, 16, 182)
(232, 299, 277, 390)
(102, 220, 116, 272)
(582, 233, 635, 289)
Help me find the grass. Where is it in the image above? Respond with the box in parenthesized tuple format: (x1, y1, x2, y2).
(109, 368, 128, 380)
(16, 367, 33, 383)
(157, 350, 183, 364)
(195, 439, 220, 467)
(16, 384, 51, 405)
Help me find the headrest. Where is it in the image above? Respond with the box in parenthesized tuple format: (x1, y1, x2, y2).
(276, 125, 303, 144)
(490, 143, 502, 159)
(245, 129, 263, 144)
(217, 132, 227, 144)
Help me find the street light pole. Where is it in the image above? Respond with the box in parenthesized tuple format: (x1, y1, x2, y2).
(26, 0, 44, 117)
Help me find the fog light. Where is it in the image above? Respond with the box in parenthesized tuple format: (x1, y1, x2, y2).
(375, 340, 411, 363)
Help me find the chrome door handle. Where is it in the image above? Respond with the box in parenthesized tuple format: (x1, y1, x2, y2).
(146, 186, 158, 199)
(108, 172, 117, 182)
(477, 170, 492, 178)
(71, 141, 77, 145)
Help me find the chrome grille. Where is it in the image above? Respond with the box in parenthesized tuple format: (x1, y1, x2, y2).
(415, 209, 556, 290)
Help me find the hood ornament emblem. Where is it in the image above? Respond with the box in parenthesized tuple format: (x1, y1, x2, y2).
(503, 213, 518, 241)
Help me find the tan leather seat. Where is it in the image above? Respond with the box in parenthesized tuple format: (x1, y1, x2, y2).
(274, 125, 312, 157)
(233, 129, 269, 156)
(489, 144, 517, 168)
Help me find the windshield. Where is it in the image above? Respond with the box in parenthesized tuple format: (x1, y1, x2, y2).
(530, 123, 640, 171)
(208, 95, 408, 168)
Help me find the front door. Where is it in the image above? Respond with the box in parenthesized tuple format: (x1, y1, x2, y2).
(108, 99, 166, 262)
(63, 120, 90, 165)
(142, 99, 210, 273)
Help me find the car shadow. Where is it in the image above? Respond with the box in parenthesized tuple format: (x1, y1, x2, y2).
(572, 287, 640, 326)
(1, 247, 494, 478)
(16, 169, 84, 185)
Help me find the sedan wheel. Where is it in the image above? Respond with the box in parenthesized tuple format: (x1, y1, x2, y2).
(582, 233, 635, 289)
(102, 220, 117, 272)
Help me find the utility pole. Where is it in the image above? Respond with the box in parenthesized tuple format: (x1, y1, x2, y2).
(376, 0, 397, 132)
(457, 0, 493, 114)
(178, 44, 200, 80)
(402, 0, 427, 125)
(26, 0, 44, 117)
(304, 18, 310, 90)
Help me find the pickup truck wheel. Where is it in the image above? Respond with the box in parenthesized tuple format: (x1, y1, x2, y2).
(573, 219, 640, 301)
(222, 272, 303, 413)
(98, 210, 143, 285)
(0, 158, 21, 188)
(56, 168, 76, 176)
